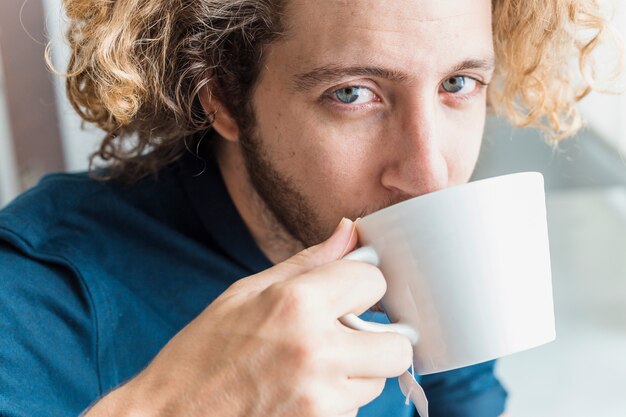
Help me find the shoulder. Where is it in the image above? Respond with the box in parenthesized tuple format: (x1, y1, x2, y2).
(0, 163, 225, 330)
(0, 173, 106, 367)
(0, 172, 114, 252)
(0, 168, 185, 413)
(0, 239, 101, 416)
(0, 168, 192, 331)
(0, 172, 102, 310)
(0, 165, 188, 257)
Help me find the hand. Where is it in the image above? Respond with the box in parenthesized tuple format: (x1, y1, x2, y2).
(84, 219, 413, 417)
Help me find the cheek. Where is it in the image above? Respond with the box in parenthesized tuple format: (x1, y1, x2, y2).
(254, 98, 380, 188)
(441, 101, 487, 183)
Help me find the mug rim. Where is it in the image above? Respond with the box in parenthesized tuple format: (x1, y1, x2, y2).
(356, 171, 543, 226)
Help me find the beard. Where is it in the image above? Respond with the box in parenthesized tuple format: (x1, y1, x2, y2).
(238, 128, 326, 248)
(237, 127, 414, 249)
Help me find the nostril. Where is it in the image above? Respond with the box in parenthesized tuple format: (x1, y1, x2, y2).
(381, 159, 449, 200)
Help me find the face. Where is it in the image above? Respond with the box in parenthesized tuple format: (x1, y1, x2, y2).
(240, 0, 495, 247)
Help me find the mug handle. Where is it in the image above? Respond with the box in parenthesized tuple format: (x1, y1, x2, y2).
(340, 246, 420, 345)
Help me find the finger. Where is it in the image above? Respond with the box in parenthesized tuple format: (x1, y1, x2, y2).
(333, 330, 413, 378)
(336, 412, 358, 417)
(336, 377, 387, 414)
(243, 218, 357, 290)
(309, 377, 386, 416)
(296, 259, 387, 318)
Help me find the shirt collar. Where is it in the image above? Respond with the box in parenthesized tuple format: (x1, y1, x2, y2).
(179, 150, 273, 274)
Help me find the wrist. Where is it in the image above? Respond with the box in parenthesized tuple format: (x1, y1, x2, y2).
(81, 379, 152, 417)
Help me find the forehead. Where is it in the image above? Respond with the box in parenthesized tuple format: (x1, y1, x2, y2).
(273, 0, 493, 74)
(287, 0, 487, 28)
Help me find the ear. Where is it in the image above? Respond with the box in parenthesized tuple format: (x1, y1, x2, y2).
(199, 83, 240, 143)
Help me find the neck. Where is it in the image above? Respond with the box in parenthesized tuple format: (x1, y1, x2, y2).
(214, 138, 305, 264)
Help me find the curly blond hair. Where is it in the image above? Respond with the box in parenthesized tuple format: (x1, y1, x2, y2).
(55, 0, 623, 182)
(490, 0, 624, 136)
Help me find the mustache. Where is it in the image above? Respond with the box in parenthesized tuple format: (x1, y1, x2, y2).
(356, 192, 414, 219)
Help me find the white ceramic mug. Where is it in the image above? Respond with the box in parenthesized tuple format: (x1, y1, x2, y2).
(340, 172, 556, 375)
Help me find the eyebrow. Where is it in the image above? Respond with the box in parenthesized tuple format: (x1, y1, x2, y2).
(292, 58, 496, 92)
(293, 65, 411, 91)
(448, 58, 495, 75)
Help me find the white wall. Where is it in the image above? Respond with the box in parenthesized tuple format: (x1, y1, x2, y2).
(42, 0, 102, 172)
(0, 47, 20, 207)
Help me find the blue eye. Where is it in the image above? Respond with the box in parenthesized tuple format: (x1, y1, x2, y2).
(442, 76, 465, 93)
(442, 76, 476, 94)
(333, 86, 377, 105)
(335, 87, 362, 103)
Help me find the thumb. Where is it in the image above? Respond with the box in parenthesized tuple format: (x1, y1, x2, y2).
(249, 218, 358, 288)
(301, 217, 359, 264)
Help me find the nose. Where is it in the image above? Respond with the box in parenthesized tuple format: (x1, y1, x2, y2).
(380, 101, 449, 198)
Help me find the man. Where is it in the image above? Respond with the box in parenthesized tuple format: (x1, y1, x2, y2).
(0, 0, 613, 416)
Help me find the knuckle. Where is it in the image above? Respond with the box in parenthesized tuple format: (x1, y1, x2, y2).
(296, 385, 323, 417)
(289, 249, 315, 268)
(265, 281, 312, 317)
(290, 338, 316, 371)
(294, 380, 335, 417)
(369, 266, 387, 288)
(381, 333, 413, 374)
(352, 263, 386, 289)
(225, 277, 248, 293)
(278, 256, 305, 275)
(296, 246, 315, 260)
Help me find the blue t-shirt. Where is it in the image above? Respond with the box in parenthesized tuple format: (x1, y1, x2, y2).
(0, 152, 507, 417)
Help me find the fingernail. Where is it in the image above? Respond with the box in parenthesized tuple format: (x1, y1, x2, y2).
(333, 217, 348, 234)
(340, 221, 358, 258)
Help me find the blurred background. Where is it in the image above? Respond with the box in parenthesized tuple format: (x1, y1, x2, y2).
(0, 1, 625, 416)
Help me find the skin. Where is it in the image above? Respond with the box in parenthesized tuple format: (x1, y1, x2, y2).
(85, 1, 508, 416)
(216, 0, 495, 263)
